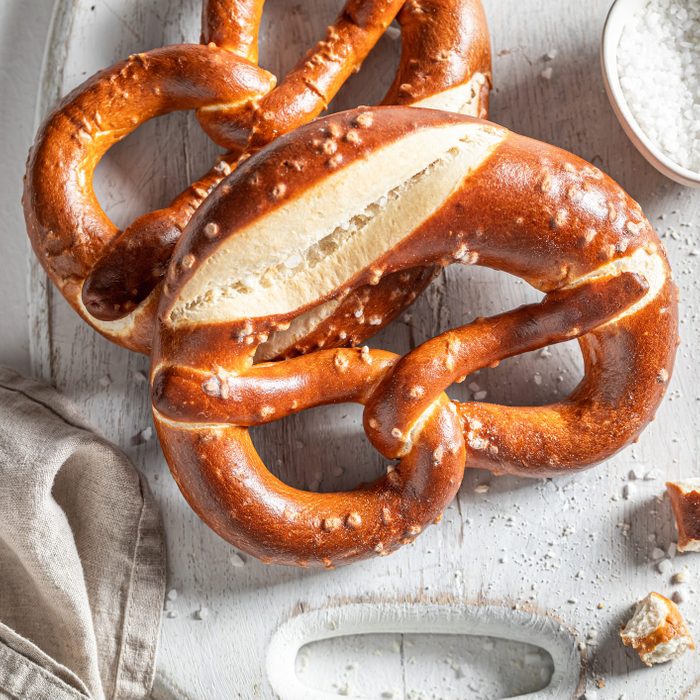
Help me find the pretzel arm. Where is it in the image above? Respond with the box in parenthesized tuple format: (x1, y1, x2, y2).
(197, 0, 406, 151)
(81, 157, 236, 323)
(457, 286, 677, 476)
(364, 272, 647, 458)
(153, 347, 398, 424)
(384, 0, 491, 116)
(201, 0, 265, 61)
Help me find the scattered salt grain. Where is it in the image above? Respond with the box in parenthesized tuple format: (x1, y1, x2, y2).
(138, 427, 153, 442)
(167, 588, 178, 601)
(473, 390, 488, 401)
(541, 67, 553, 80)
(657, 558, 672, 574)
(230, 553, 245, 567)
(98, 375, 111, 388)
(475, 484, 490, 494)
(651, 547, 666, 560)
(672, 590, 686, 604)
(194, 606, 209, 620)
(617, 0, 700, 172)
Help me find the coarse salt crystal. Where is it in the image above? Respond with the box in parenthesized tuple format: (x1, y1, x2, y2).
(651, 547, 666, 560)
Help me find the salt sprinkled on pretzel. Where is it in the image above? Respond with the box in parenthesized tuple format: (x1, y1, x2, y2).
(151, 106, 677, 566)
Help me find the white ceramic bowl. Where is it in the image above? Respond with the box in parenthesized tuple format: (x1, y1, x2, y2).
(601, 0, 700, 188)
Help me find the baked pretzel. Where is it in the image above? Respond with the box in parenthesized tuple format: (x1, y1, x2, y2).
(151, 107, 678, 566)
(24, 0, 491, 353)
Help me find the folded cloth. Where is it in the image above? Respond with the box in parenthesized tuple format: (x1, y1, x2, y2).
(0, 368, 166, 700)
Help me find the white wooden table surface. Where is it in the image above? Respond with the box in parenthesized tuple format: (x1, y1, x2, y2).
(1, 1, 699, 698)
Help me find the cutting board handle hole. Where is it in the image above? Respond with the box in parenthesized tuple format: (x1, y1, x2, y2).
(267, 603, 582, 699)
(295, 632, 553, 699)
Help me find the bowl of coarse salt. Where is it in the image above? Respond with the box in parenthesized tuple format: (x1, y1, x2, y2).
(601, 0, 700, 187)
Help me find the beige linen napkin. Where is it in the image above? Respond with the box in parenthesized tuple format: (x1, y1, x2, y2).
(0, 368, 166, 700)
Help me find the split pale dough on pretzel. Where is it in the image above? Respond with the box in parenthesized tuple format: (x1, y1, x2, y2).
(151, 107, 678, 567)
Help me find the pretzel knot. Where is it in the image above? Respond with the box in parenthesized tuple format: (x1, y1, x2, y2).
(24, 0, 491, 354)
(151, 107, 677, 567)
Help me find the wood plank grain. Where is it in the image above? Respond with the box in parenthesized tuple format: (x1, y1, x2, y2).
(26, 1, 700, 698)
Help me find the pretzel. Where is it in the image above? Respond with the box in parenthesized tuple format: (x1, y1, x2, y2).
(24, 0, 491, 353)
(151, 107, 678, 566)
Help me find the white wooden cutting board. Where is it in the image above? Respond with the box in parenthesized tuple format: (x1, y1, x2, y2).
(22, 0, 700, 697)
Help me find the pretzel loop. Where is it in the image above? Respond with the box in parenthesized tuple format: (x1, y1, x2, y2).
(153, 347, 466, 567)
(23, 45, 274, 351)
(364, 272, 647, 460)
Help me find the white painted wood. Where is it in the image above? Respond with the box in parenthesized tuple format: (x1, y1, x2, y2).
(269, 603, 580, 699)
(0, 0, 54, 376)
(9, 0, 700, 697)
